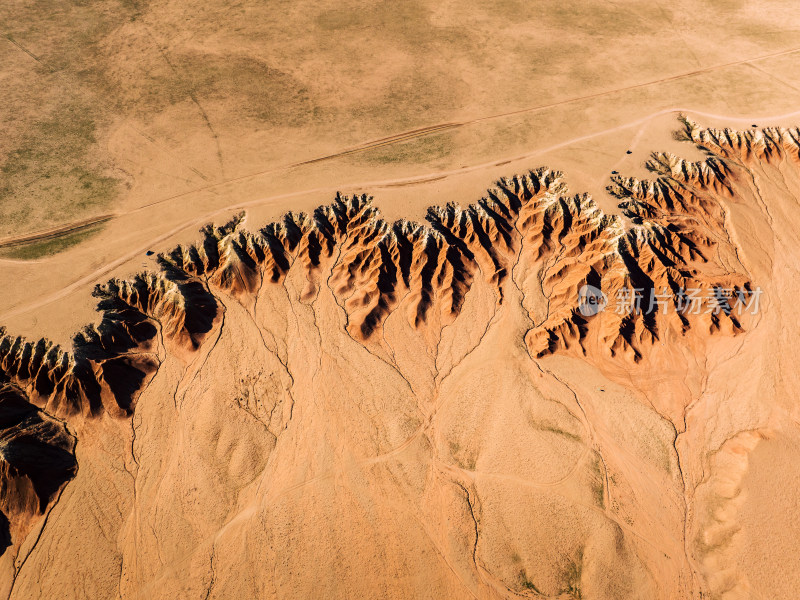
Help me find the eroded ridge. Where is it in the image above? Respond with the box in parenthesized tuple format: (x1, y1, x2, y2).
(682, 115, 800, 164)
(0, 378, 76, 557)
(152, 164, 750, 365)
(0, 266, 219, 418)
(534, 149, 750, 360)
(155, 162, 749, 363)
(0, 160, 752, 419)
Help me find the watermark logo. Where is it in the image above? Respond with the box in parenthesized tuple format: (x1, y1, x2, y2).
(576, 286, 763, 316)
(578, 285, 608, 316)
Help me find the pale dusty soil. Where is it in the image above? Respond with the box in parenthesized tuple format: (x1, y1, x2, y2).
(737, 433, 800, 599)
(2, 2, 800, 599)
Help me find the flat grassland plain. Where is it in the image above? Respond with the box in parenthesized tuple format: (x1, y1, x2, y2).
(1, 1, 800, 598)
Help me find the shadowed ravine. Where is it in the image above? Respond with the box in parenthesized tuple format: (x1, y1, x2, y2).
(1, 119, 800, 599)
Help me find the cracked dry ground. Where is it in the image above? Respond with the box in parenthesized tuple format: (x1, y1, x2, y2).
(2, 119, 800, 599)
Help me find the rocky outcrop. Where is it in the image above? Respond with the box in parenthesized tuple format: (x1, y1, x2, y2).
(0, 257, 220, 419)
(143, 164, 749, 359)
(0, 379, 76, 555)
(682, 116, 800, 164)
(0, 155, 752, 418)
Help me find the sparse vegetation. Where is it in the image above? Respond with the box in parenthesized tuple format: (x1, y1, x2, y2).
(0, 225, 103, 260)
(529, 418, 582, 442)
(590, 454, 606, 509)
(356, 132, 454, 165)
(0, 102, 119, 236)
(518, 569, 541, 594)
(652, 432, 673, 473)
(561, 549, 584, 599)
(448, 439, 477, 470)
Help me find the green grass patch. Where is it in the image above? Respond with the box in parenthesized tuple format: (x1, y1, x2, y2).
(355, 132, 454, 165)
(0, 224, 102, 260)
(0, 102, 120, 236)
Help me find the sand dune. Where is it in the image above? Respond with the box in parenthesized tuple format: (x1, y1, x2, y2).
(1, 118, 799, 598)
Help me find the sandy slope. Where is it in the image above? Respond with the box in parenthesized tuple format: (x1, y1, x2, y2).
(0, 119, 799, 598)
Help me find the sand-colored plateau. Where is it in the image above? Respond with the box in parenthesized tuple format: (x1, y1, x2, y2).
(1, 117, 800, 598)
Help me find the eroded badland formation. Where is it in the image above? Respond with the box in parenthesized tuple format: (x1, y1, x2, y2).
(1, 116, 800, 598)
